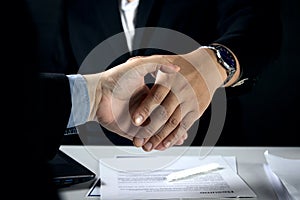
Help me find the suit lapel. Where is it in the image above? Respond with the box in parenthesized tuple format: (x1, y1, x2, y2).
(132, 0, 155, 55)
(66, 0, 156, 65)
(135, 0, 155, 28)
(66, 0, 128, 66)
(96, 0, 124, 39)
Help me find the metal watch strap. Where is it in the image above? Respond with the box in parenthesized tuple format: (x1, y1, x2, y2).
(202, 45, 237, 86)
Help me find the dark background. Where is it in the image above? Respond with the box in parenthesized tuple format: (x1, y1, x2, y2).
(62, 0, 300, 147)
(237, 0, 300, 146)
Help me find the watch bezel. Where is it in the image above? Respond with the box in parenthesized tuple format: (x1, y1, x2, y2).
(203, 45, 237, 86)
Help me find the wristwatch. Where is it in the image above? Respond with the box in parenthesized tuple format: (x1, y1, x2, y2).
(203, 44, 237, 86)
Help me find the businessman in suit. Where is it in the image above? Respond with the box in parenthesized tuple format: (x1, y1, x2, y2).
(26, 0, 281, 148)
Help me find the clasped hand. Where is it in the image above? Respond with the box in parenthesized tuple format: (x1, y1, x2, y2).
(83, 48, 226, 152)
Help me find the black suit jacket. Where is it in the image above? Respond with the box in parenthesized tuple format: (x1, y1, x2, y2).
(29, 0, 281, 76)
(20, 73, 71, 199)
(25, 0, 281, 145)
(7, 1, 72, 199)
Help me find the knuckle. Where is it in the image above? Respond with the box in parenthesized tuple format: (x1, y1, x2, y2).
(151, 90, 165, 103)
(140, 105, 151, 116)
(149, 126, 169, 144)
(157, 55, 166, 60)
(136, 127, 153, 138)
(143, 125, 156, 137)
(180, 120, 189, 131)
(166, 117, 179, 129)
(158, 108, 168, 121)
(161, 55, 168, 59)
(162, 55, 175, 63)
(171, 130, 181, 142)
(151, 134, 164, 143)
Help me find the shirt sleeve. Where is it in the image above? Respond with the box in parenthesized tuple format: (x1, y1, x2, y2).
(66, 74, 90, 128)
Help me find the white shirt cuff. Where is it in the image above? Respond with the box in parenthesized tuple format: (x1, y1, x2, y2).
(66, 74, 90, 128)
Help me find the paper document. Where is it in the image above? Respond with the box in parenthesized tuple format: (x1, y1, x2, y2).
(263, 164, 294, 200)
(264, 150, 300, 200)
(99, 155, 256, 199)
(86, 156, 237, 198)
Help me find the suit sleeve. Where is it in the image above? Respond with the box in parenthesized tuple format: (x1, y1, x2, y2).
(14, 1, 71, 198)
(14, 0, 73, 161)
(35, 73, 72, 159)
(24, 72, 72, 161)
(214, 0, 282, 91)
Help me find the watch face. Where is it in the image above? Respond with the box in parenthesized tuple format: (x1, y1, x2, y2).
(215, 45, 236, 70)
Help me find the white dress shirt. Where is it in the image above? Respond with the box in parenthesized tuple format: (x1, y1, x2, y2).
(120, 0, 140, 52)
(66, 0, 140, 129)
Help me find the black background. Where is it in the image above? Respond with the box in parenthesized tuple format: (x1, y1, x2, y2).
(63, 0, 300, 147)
(237, 0, 300, 146)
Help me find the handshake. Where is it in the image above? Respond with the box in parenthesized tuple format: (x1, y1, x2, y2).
(82, 47, 237, 152)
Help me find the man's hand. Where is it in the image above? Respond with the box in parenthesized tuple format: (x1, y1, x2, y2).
(131, 47, 240, 151)
(83, 58, 180, 141)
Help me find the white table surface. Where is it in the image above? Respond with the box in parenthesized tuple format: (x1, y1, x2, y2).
(58, 145, 300, 200)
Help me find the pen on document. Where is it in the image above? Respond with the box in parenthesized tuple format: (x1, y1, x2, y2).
(165, 163, 221, 182)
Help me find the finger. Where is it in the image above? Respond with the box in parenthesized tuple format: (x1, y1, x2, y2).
(106, 84, 150, 139)
(132, 84, 171, 126)
(154, 133, 187, 151)
(129, 85, 150, 117)
(133, 137, 145, 147)
(174, 132, 188, 145)
(111, 61, 179, 100)
(134, 55, 180, 74)
(133, 135, 152, 148)
(133, 67, 179, 126)
(134, 61, 180, 79)
(161, 111, 198, 149)
(141, 104, 182, 151)
(151, 111, 196, 151)
(133, 91, 180, 141)
(151, 64, 180, 78)
(129, 86, 149, 148)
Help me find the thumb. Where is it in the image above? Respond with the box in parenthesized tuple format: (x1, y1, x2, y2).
(159, 64, 181, 73)
(110, 60, 180, 100)
(112, 57, 180, 78)
(126, 56, 144, 62)
(126, 56, 180, 74)
(132, 62, 180, 78)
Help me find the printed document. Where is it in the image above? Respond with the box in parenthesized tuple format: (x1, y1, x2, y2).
(99, 155, 256, 199)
